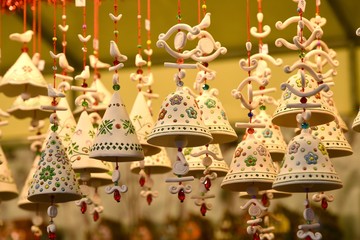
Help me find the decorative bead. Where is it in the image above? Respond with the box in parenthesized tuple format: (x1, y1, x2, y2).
(177, 80, 184, 87)
(48, 232, 56, 240)
(51, 125, 58, 132)
(259, 86, 265, 90)
(113, 30, 119, 35)
(301, 122, 309, 129)
(93, 211, 99, 222)
(137, 69, 143, 74)
(139, 176, 145, 187)
(177, 14, 182, 20)
(204, 178, 211, 191)
(321, 198, 328, 210)
(259, 105, 266, 110)
(178, 189, 186, 202)
(82, 82, 88, 88)
(21, 47, 29, 53)
(146, 40, 151, 45)
(82, 24, 87, 29)
(113, 189, 121, 202)
(47, 206, 58, 218)
(137, 44, 142, 48)
(52, 37, 57, 41)
(147, 194, 153, 205)
(248, 112, 254, 118)
(202, 4, 207, 10)
(202, 62, 209, 67)
(202, 84, 210, 90)
(253, 233, 260, 240)
(113, 84, 121, 91)
(200, 203, 207, 216)
(52, 66, 57, 71)
(247, 128, 255, 134)
(82, 101, 89, 108)
(261, 194, 269, 207)
(300, 97, 307, 104)
(80, 201, 87, 214)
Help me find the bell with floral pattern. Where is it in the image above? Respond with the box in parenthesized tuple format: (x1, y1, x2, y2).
(272, 74, 335, 128)
(0, 143, 19, 201)
(130, 148, 172, 175)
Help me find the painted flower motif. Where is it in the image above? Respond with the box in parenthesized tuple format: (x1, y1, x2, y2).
(221, 110, 227, 120)
(169, 94, 183, 105)
(122, 120, 136, 135)
(318, 143, 328, 155)
(288, 141, 300, 154)
(55, 149, 68, 164)
(39, 165, 56, 181)
(204, 98, 216, 108)
(158, 108, 167, 120)
(234, 147, 243, 157)
(244, 155, 257, 167)
(296, 78, 309, 88)
(183, 147, 193, 156)
(186, 107, 198, 119)
(304, 152, 318, 165)
(256, 145, 267, 156)
(262, 128, 273, 138)
(283, 90, 292, 100)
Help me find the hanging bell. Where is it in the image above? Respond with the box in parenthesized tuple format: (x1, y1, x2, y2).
(87, 162, 114, 188)
(325, 96, 348, 132)
(272, 74, 335, 128)
(27, 131, 82, 203)
(7, 95, 52, 120)
(0, 144, 19, 201)
(245, 109, 287, 162)
(352, 109, 360, 132)
(130, 148, 172, 175)
(129, 91, 161, 156)
(272, 128, 342, 193)
(196, 89, 237, 144)
(89, 92, 144, 162)
(147, 86, 213, 148)
(183, 144, 229, 177)
(221, 134, 277, 192)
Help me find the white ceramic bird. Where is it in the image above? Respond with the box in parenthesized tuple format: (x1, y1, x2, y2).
(75, 65, 90, 80)
(89, 55, 111, 69)
(110, 41, 127, 62)
(135, 54, 147, 67)
(9, 30, 34, 43)
(49, 51, 74, 72)
(47, 84, 66, 98)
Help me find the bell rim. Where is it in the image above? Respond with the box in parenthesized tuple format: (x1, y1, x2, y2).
(27, 192, 82, 203)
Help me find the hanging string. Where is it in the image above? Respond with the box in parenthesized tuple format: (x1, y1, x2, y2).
(82, 6, 87, 70)
(146, 0, 151, 73)
(257, 0, 263, 53)
(52, 0, 57, 91)
(246, 0, 253, 127)
(38, 0, 42, 57)
(137, 0, 142, 55)
(202, 0, 206, 18)
(62, 0, 66, 55)
(22, 0, 27, 51)
(197, 0, 201, 24)
(93, 0, 100, 77)
(113, 0, 118, 44)
(32, 0, 36, 55)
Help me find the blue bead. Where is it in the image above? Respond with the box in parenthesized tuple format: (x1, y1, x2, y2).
(301, 122, 309, 129)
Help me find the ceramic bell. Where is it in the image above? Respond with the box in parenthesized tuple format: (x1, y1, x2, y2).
(239, 189, 291, 200)
(87, 162, 114, 188)
(27, 131, 82, 203)
(272, 128, 342, 193)
(73, 79, 112, 117)
(89, 92, 144, 162)
(272, 74, 335, 128)
(196, 90, 237, 144)
(147, 87, 213, 148)
(244, 109, 287, 162)
(183, 144, 229, 177)
(68, 111, 108, 173)
(325, 96, 348, 132)
(7, 95, 52, 120)
(129, 91, 161, 156)
(0, 144, 19, 201)
(18, 155, 48, 211)
(0, 52, 48, 98)
(130, 148, 172, 174)
(55, 97, 77, 150)
(352, 109, 360, 132)
(296, 120, 352, 158)
(221, 134, 277, 192)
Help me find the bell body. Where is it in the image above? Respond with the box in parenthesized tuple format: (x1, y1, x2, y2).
(147, 87, 213, 148)
(130, 148, 172, 175)
(221, 134, 277, 192)
(7, 95, 52, 120)
(273, 128, 342, 193)
(56, 97, 77, 150)
(272, 74, 335, 128)
(0, 144, 19, 201)
(196, 90, 237, 144)
(352, 109, 360, 132)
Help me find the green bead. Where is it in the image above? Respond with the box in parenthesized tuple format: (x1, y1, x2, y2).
(177, 14, 182, 20)
(93, 123, 99, 129)
(202, 84, 210, 90)
(137, 44, 142, 48)
(301, 122, 309, 129)
(82, 100, 89, 108)
(260, 105, 266, 110)
(51, 124, 58, 132)
(113, 84, 121, 91)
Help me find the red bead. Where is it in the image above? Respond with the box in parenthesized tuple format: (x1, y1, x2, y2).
(139, 176, 146, 187)
(200, 203, 207, 216)
(114, 189, 121, 202)
(113, 60, 120, 65)
(321, 198, 328, 210)
(300, 97, 307, 104)
(247, 128, 255, 134)
(261, 194, 269, 207)
(253, 233, 260, 240)
(48, 232, 56, 240)
(305, 236, 312, 240)
(147, 194, 153, 205)
(51, 100, 58, 106)
(178, 189, 186, 202)
(93, 211, 99, 222)
(259, 86, 265, 90)
(82, 82, 88, 88)
(137, 69, 143, 74)
(80, 201, 87, 214)
(204, 179, 211, 191)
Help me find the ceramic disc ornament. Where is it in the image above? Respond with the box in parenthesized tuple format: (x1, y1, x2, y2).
(89, 92, 144, 162)
(68, 111, 108, 173)
(183, 144, 229, 177)
(221, 134, 277, 192)
(0, 52, 48, 98)
(196, 90, 237, 144)
(7, 95, 52, 120)
(130, 91, 161, 156)
(272, 74, 335, 128)
(130, 148, 172, 174)
(0, 144, 19, 201)
(147, 87, 213, 148)
(27, 131, 82, 203)
(272, 128, 342, 193)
